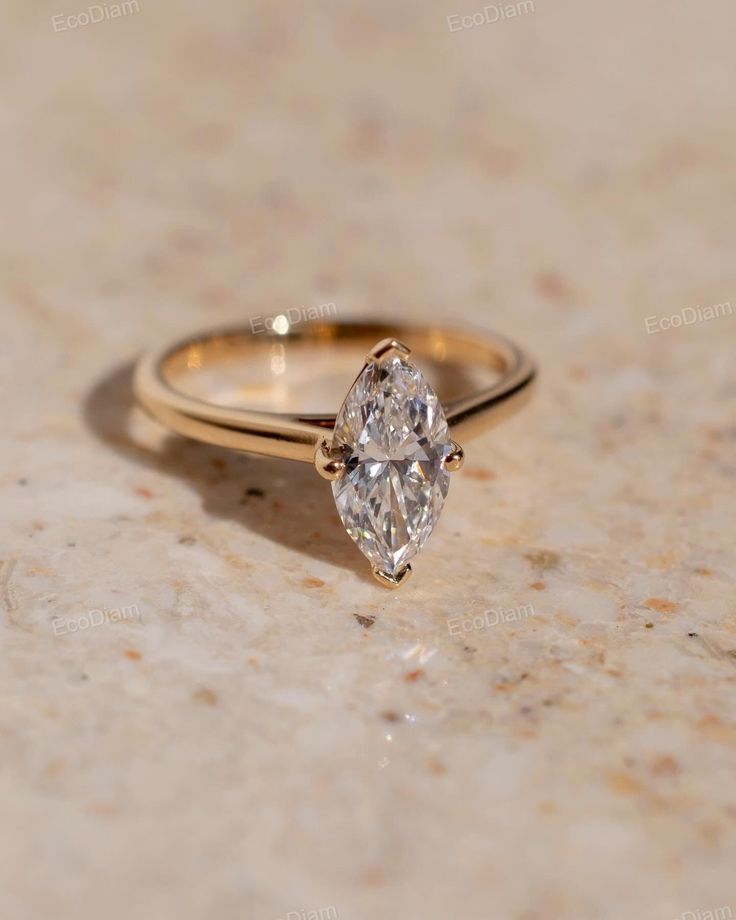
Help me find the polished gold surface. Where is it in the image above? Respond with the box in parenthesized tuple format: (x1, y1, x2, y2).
(314, 439, 347, 481)
(366, 337, 412, 363)
(371, 564, 413, 589)
(134, 320, 536, 463)
(443, 440, 465, 472)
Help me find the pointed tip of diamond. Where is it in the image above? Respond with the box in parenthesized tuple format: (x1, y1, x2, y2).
(371, 564, 412, 589)
(366, 338, 411, 363)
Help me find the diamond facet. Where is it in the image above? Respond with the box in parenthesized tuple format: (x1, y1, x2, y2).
(330, 350, 453, 577)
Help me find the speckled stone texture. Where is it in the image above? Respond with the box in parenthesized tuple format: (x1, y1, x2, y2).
(1, 2, 735, 919)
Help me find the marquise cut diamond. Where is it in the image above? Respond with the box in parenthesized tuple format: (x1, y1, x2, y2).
(331, 352, 453, 577)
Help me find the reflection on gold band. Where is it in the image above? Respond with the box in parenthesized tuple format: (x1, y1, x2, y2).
(134, 320, 536, 463)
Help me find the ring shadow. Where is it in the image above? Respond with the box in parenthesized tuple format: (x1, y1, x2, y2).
(83, 361, 370, 581)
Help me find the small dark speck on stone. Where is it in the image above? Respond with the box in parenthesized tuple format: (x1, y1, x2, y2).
(67, 542, 76, 548)
(240, 487, 266, 505)
(354, 613, 375, 629)
(193, 687, 218, 706)
(463, 645, 476, 653)
(645, 622, 654, 629)
(520, 706, 533, 716)
(178, 535, 196, 545)
(688, 632, 699, 638)
(381, 711, 400, 722)
(524, 550, 560, 571)
(17, 478, 27, 486)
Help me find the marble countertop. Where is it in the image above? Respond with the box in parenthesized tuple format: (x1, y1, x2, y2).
(1, 1, 735, 918)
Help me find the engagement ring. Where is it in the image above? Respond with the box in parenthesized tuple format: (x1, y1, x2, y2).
(134, 320, 535, 587)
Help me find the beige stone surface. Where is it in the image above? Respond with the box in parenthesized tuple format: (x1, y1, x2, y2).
(1, 2, 735, 919)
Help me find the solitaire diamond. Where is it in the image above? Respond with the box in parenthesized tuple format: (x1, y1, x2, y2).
(329, 347, 454, 582)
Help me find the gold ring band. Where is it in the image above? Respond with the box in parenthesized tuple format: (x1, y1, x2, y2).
(134, 320, 536, 463)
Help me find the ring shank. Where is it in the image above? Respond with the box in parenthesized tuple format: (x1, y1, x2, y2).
(134, 321, 536, 462)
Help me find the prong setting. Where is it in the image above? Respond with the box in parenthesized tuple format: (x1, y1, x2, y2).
(371, 564, 412, 589)
(443, 440, 465, 472)
(366, 338, 411, 363)
(314, 440, 347, 481)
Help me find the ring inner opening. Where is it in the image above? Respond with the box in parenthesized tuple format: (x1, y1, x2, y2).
(161, 324, 508, 415)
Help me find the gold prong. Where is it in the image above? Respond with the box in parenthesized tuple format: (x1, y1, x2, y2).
(443, 440, 465, 472)
(371, 564, 412, 589)
(314, 440, 346, 481)
(366, 338, 411, 363)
